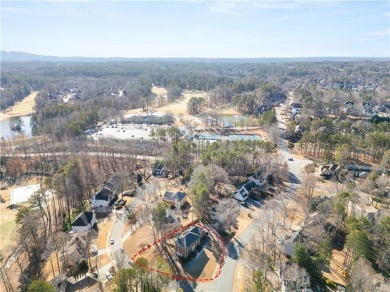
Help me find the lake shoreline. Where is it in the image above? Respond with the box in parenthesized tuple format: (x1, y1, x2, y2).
(0, 91, 38, 122)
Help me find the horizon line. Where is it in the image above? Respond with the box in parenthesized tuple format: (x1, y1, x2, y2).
(2, 51, 390, 60)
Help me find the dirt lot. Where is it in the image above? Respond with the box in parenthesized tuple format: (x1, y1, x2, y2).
(42, 252, 61, 282)
(96, 219, 115, 250)
(323, 249, 347, 286)
(93, 253, 111, 270)
(0, 177, 41, 258)
(0, 91, 38, 121)
(184, 245, 220, 279)
(236, 209, 254, 236)
(151, 86, 167, 96)
(123, 224, 155, 258)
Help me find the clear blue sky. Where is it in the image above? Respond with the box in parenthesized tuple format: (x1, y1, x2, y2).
(1, 0, 389, 58)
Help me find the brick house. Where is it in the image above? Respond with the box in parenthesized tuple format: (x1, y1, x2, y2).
(175, 226, 207, 258)
(163, 191, 187, 208)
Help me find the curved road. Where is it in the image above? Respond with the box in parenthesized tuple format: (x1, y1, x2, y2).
(193, 96, 312, 292)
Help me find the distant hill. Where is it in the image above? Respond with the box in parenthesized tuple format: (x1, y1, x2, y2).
(0, 51, 123, 62)
(1, 51, 389, 63)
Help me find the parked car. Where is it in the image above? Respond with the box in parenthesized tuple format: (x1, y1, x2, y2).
(110, 239, 114, 245)
(288, 158, 294, 161)
(106, 272, 113, 281)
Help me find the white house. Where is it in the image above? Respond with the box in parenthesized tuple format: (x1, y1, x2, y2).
(319, 164, 340, 177)
(90, 187, 115, 208)
(71, 211, 96, 233)
(234, 181, 256, 201)
(248, 175, 265, 187)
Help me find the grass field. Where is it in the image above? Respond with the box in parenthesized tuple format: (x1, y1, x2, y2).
(0, 91, 38, 121)
(123, 224, 154, 258)
(96, 219, 114, 250)
(0, 177, 41, 257)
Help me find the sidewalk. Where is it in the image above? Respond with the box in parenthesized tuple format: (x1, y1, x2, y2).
(233, 263, 246, 292)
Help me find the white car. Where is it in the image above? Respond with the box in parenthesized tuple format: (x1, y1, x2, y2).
(106, 272, 113, 281)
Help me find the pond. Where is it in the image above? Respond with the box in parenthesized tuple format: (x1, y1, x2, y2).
(202, 114, 256, 128)
(220, 114, 256, 128)
(0, 116, 32, 139)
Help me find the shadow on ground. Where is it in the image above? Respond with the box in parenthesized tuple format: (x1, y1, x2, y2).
(288, 172, 301, 184)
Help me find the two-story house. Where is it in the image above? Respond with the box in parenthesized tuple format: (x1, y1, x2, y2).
(71, 211, 96, 233)
(90, 187, 115, 208)
(163, 191, 187, 208)
(234, 181, 256, 201)
(175, 226, 207, 258)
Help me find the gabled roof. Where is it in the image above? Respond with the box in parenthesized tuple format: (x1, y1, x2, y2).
(244, 181, 256, 192)
(71, 211, 94, 227)
(94, 187, 113, 201)
(164, 191, 187, 203)
(282, 230, 301, 257)
(330, 164, 339, 171)
(104, 175, 121, 191)
(155, 164, 164, 171)
(320, 164, 339, 172)
(64, 275, 101, 292)
(177, 226, 205, 248)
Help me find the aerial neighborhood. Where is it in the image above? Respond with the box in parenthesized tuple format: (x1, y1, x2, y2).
(1, 56, 390, 292)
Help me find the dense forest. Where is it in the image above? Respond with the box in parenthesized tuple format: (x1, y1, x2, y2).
(1, 60, 389, 140)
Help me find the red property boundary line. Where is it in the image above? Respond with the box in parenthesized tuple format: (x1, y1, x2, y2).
(131, 221, 226, 282)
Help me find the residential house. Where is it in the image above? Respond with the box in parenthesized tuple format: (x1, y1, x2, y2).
(248, 175, 265, 187)
(61, 232, 89, 264)
(153, 164, 166, 176)
(319, 164, 340, 177)
(90, 187, 115, 208)
(346, 164, 372, 178)
(104, 175, 122, 193)
(71, 211, 96, 233)
(347, 199, 379, 223)
(90, 176, 121, 209)
(290, 102, 302, 109)
(234, 181, 256, 201)
(294, 124, 304, 135)
(175, 225, 207, 258)
(344, 101, 355, 114)
(163, 191, 187, 208)
(363, 102, 374, 116)
(378, 103, 390, 113)
(210, 207, 220, 221)
(281, 230, 302, 257)
(56, 275, 102, 292)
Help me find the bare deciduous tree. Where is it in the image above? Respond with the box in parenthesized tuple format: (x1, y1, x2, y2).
(214, 199, 240, 231)
(282, 263, 311, 291)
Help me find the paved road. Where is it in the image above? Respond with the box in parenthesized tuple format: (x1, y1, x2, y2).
(191, 94, 313, 292)
(110, 211, 126, 253)
(192, 223, 257, 292)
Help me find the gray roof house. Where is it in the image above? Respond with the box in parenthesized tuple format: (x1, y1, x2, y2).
(163, 191, 188, 208)
(175, 225, 207, 258)
(71, 211, 96, 233)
